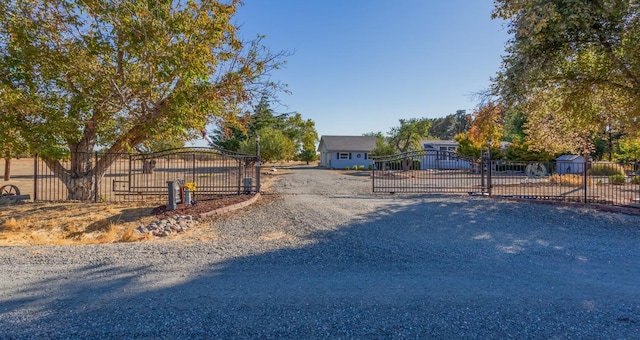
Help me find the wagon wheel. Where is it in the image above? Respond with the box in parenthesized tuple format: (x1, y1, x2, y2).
(0, 184, 20, 196)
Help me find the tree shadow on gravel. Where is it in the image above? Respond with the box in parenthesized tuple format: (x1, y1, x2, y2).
(1, 197, 639, 338)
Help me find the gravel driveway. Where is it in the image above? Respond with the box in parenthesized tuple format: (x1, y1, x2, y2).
(1, 166, 639, 338)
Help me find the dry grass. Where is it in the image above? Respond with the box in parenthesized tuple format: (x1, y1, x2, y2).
(0, 164, 286, 246)
(0, 201, 159, 246)
(548, 174, 585, 186)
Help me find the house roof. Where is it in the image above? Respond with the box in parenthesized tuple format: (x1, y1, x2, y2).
(556, 155, 584, 161)
(318, 135, 377, 152)
(421, 139, 458, 148)
(421, 139, 458, 145)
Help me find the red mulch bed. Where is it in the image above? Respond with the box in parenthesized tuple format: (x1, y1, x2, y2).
(152, 194, 256, 219)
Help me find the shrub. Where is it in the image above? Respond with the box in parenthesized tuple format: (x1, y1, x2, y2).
(375, 159, 421, 170)
(352, 165, 358, 170)
(358, 165, 365, 170)
(368, 164, 374, 171)
(609, 174, 626, 185)
(587, 162, 625, 176)
(345, 166, 351, 170)
(631, 176, 640, 185)
(548, 174, 583, 186)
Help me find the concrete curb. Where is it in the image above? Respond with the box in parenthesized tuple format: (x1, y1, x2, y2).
(199, 193, 261, 218)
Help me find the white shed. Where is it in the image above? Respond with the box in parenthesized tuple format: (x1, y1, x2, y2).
(556, 155, 586, 174)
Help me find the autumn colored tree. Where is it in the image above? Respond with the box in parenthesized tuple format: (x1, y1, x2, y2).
(493, 0, 640, 154)
(0, 0, 285, 200)
(468, 102, 504, 149)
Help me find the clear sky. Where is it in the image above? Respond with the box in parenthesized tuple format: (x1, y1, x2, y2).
(231, 0, 510, 138)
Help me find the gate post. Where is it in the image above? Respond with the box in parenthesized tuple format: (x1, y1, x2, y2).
(33, 154, 38, 201)
(487, 140, 492, 196)
(255, 135, 261, 193)
(94, 151, 99, 202)
(480, 151, 486, 194)
(583, 152, 589, 204)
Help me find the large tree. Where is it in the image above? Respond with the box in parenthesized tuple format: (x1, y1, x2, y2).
(388, 118, 431, 154)
(0, 112, 29, 181)
(379, 118, 431, 170)
(493, 0, 640, 154)
(0, 0, 284, 200)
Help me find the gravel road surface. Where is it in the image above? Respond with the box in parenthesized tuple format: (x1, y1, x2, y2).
(1, 166, 639, 338)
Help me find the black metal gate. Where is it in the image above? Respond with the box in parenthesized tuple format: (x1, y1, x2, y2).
(371, 150, 485, 194)
(35, 147, 260, 202)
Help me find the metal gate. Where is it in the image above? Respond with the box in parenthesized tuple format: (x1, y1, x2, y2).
(371, 150, 486, 194)
(34, 147, 260, 202)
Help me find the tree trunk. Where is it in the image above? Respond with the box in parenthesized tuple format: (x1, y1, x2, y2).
(402, 158, 412, 171)
(4, 158, 10, 181)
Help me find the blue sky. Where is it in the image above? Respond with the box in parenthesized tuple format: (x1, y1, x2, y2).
(232, 0, 510, 137)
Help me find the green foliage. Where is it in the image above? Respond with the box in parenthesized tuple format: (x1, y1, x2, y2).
(352, 165, 358, 170)
(298, 148, 317, 164)
(389, 118, 431, 153)
(493, 0, 640, 154)
(239, 127, 295, 163)
(358, 165, 365, 171)
(213, 96, 318, 161)
(616, 136, 640, 162)
(609, 174, 626, 185)
(454, 133, 481, 159)
(0, 0, 286, 199)
(630, 176, 640, 185)
(368, 133, 396, 157)
(345, 166, 351, 171)
(587, 163, 625, 177)
(375, 160, 421, 171)
(502, 110, 527, 144)
(427, 110, 471, 140)
(367, 164, 373, 171)
(505, 140, 554, 161)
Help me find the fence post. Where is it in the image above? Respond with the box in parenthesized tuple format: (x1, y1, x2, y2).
(583, 155, 588, 204)
(371, 160, 375, 193)
(255, 136, 261, 193)
(33, 154, 38, 201)
(192, 153, 196, 184)
(480, 151, 485, 194)
(487, 140, 493, 196)
(94, 151, 99, 202)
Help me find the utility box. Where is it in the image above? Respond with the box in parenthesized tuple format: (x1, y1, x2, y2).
(167, 179, 184, 210)
(243, 178, 252, 194)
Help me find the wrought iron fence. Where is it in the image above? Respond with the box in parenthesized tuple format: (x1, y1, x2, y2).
(372, 150, 482, 194)
(490, 160, 640, 207)
(372, 151, 640, 210)
(32, 147, 260, 202)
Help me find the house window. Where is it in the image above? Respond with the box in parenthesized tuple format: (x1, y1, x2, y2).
(437, 146, 458, 160)
(338, 153, 350, 160)
(438, 147, 448, 160)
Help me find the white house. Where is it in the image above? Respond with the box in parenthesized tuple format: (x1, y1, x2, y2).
(421, 140, 472, 170)
(318, 135, 377, 169)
